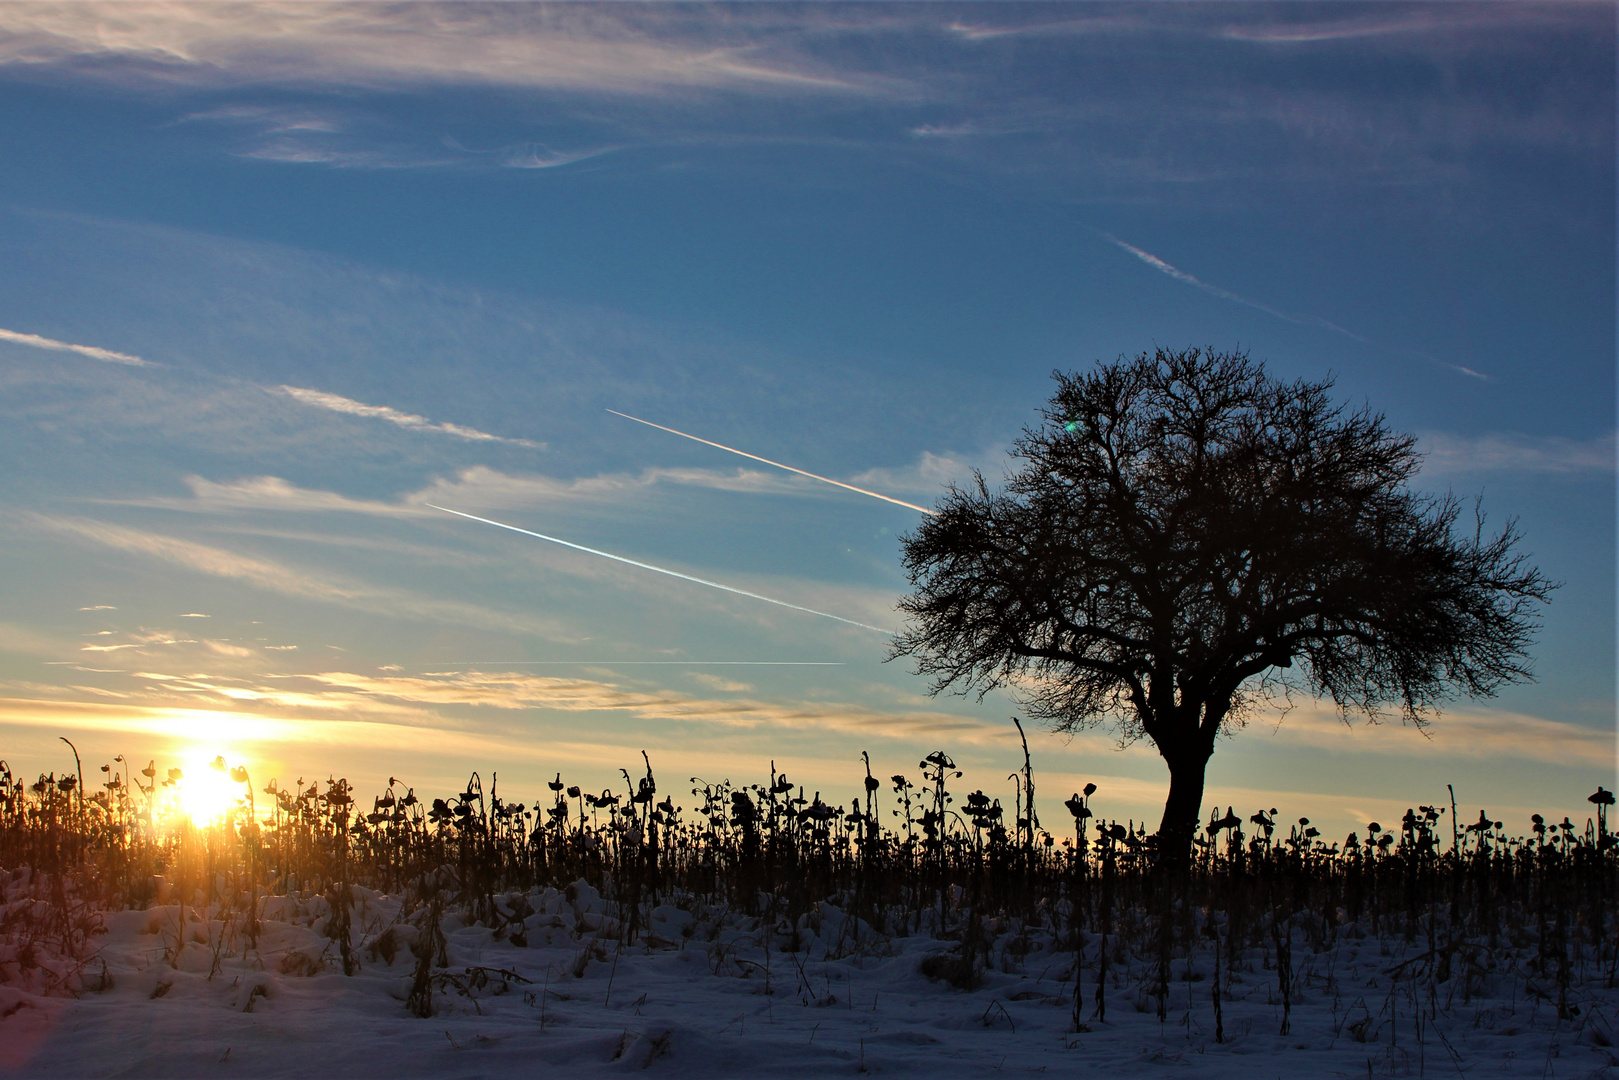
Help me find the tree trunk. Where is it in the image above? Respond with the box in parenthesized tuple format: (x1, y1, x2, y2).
(1155, 742, 1213, 866)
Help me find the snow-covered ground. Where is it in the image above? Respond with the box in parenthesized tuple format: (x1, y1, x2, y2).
(4, 881, 1616, 1078)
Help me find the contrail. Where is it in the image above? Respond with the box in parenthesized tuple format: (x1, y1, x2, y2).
(606, 409, 938, 515)
(1099, 232, 1489, 381)
(426, 504, 890, 633)
(1103, 233, 1300, 322)
(0, 326, 148, 366)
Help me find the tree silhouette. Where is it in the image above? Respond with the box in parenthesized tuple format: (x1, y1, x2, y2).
(891, 348, 1554, 862)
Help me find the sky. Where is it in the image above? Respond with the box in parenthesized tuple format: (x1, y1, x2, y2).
(0, 2, 1612, 840)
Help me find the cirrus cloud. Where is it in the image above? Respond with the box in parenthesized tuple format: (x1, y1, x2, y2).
(1418, 431, 1617, 477)
(21, 511, 570, 639)
(0, 325, 146, 366)
(276, 385, 540, 447)
(0, 4, 883, 96)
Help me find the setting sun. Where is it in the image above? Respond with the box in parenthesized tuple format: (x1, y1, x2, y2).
(170, 752, 249, 826)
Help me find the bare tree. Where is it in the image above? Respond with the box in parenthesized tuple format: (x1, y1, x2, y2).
(890, 348, 1554, 862)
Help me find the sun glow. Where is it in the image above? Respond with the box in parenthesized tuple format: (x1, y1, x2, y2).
(170, 751, 252, 826)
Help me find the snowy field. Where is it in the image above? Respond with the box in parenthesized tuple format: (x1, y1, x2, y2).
(4, 880, 1617, 1079)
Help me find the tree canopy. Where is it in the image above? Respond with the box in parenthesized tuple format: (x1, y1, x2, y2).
(890, 348, 1554, 859)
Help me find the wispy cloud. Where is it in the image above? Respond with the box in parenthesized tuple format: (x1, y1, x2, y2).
(80, 630, 196, 654)
(412, 465, 820, 509)
(689, 672, 753, 693)
(74, 632, 248, 658)
(1223, 14, 1453, 45)
(68, 685, 128, 699)
(1219, 8, 1579, 46)
(947, 7, 1582, 50)
(0, 692, 990, 783)
(0, 326, 147, 366)
(276, 386, 540, 447)
(74, 468, 908, 633)
(152, 475, 424, 517)
(180, 668, 1000, 743)
(500, 144, 618, 171)
(945, 14, 1150, 42)
(0, 5, 879, 96)
(24, 513, 569, 639)
(6, 667, 1605, 773)
(180, 103, 477, 170)
(0, 695, 470, 755)
(120, 464, 858, 518)
(846, 449, 1002, 499)
(0, 664, 1007, 768)
(909, 122, 987, 140)
(243, 142, 460, 170)
(1419, 431, 1617, 477)
(32, 501, 906, 647)
(1254, 701, 1613, 770)
(0, 3, 1598, 203)
(1099, 232, 1489, 380)
(179, 104, 342, 134)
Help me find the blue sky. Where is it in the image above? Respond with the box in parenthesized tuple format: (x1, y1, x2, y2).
(0, 3, 1612, 835)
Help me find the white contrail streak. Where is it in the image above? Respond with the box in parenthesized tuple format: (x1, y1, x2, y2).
(1103, 233, 1300, 322)
(0, 326, 148, 366)
(426, 504, 890, 633)
(606, 410, 938, 515)
(1100, 233, 1489, 381)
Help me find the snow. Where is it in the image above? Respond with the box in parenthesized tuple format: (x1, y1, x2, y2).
(4, 881, 1617, 1078)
